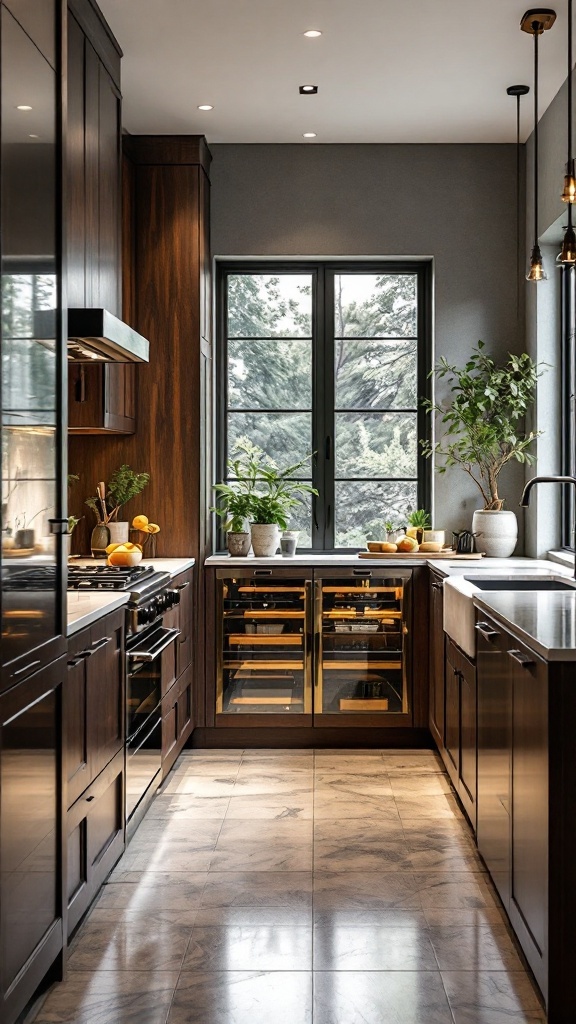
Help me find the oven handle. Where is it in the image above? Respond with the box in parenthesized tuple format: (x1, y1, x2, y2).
(128, 627, 181, 662)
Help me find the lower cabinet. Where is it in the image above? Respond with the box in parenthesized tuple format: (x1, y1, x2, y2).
(66, 750, 125, 936)
(476, 611, 549, 1003)
(64, 609, 126, 936)
(0, 657, 66, 1024)
(162, 663, 193, 777)
(444, 637, 477, 830)
(428, 572, 445, 750)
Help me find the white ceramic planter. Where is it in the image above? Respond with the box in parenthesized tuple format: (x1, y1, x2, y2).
(227, 531, 251, 557)
(108, 521, 129, 544)
(472, 509, 518, 557)
(250, 523, 280, 557)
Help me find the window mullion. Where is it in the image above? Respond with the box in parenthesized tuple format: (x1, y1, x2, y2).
(312, 265, 326, 550)
(323, 269, 336, 550)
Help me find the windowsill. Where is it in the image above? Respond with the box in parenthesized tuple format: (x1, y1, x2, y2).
(548, 550, 576, 571)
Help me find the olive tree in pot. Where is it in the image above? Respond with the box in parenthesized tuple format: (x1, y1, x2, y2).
(422, 342, 543, 557)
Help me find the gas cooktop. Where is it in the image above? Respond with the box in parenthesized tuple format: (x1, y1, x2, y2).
(67, 564, 155, 590)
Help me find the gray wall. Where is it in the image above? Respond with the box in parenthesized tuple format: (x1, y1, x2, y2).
(211, 143, 524, 541)
(524, 74, 573, 556)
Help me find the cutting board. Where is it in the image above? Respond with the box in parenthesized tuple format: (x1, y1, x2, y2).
(357, 550, 485, 560)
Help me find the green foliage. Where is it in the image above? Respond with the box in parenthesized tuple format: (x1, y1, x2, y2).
(407, 509, 431, 529)
(210, 487, 252, 534)
(107, 465, 150, 515)
(213, 440, 318, 532)
(422, 342, 543, 510)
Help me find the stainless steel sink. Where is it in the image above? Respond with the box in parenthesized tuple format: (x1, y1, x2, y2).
(463, 577, 576, 592)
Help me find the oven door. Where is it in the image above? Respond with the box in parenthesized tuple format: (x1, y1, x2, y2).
(126, 626, 180, 740)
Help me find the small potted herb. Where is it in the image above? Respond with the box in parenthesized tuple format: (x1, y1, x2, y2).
(406, 509, 431, 545)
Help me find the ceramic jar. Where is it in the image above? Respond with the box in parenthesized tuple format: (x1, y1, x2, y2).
(472, 509, 518, 557)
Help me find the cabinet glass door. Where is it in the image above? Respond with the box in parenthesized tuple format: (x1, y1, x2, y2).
(316, 574, 408, 715)
(1, 1, 63, 673)
(217, 576, 312, 714)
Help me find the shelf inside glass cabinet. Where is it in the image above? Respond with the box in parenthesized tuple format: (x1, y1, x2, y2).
(218, 577, 311, 715)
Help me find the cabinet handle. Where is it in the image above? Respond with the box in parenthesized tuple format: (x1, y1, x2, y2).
(13, 659, 41, 677)
(508, 649, 535, 669)
(85, 795, 95, 802)
(67, 657, 85, 667)
(254, 569, 272, 576)
(175, 581, 191, 591)
(475, 622, 499, 642)
(84, 637, 111, 656)
(431, 582, 443, 591)
(353, 569, 372, 577)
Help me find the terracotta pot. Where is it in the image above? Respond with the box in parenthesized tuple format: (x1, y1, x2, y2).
(250, 523, 280, 557)
(227, 531, 251, 557)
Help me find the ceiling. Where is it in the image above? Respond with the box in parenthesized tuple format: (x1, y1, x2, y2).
(98, 0, 571, 144)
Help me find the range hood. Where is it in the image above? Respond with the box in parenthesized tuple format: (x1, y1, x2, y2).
(67, 309, 150, 363)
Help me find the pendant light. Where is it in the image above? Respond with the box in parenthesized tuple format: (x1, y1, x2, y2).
(508, 84, 530, 309)
(522, 9, 557, 281)
(559, 0, 576, 263)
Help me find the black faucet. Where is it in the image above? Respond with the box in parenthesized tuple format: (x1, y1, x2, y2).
(519, 475, 576, 578)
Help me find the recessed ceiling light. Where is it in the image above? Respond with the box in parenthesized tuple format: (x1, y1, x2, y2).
(303, 132, 317, 138)
(16, 104, 32, 111)
(29, 134, 39, 139)
(304, 29, 322, 37)
(198, 104, 213, 111)
(299, 85, 318, 95)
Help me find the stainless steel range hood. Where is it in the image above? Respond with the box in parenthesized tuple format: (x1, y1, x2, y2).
(67, 309, 150, 363)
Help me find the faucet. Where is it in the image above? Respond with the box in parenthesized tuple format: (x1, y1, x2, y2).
(519, 476, 576, 578)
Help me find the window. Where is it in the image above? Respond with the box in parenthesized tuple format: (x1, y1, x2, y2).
(217, 261, 432, 550)
(562, 266, 576, 549)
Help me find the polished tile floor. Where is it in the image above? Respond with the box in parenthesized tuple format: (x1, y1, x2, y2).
(36, 749, 546, 1024)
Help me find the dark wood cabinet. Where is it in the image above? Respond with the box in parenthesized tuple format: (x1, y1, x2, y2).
(162, 664, 193, 776)
(66, 1, 134, 435)
(64, 608, 125, 808)
(0, 657, 65, 1024)
(66, 749, 124, 936)
(428, 572, 445, 749)
(444, 636, 477, 829)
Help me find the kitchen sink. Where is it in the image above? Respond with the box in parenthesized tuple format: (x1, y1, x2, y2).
(464, 577, 576, 592)
(444, 571, 576, 657)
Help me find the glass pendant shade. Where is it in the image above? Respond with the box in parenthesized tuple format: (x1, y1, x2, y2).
(559, 223, 576, 263)
(561, 162, 576, 202)
(526, 244, 548, 280)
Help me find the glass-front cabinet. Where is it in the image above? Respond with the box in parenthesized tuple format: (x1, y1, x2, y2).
(316, 569, 410, 719)
(1, 0, 66, 686)
(217, 569, 313, 718)
(215, 567, 412, 726)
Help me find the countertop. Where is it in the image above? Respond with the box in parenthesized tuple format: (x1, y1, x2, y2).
(67, 591, 130, 635)
(204, 554, 556, 575)
(66, 557, 195, 635)
(473, 590, 576, 662)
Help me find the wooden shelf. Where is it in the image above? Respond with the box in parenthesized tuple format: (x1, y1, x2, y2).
(323, 660, 402, 670)
(225, 660, 304, 671)
(323, 610, 402, 620)
(339, 698, 390, 711)
(228, 635, 302, 646)
(222, 610, 306, 619)
(321, 586, 403, 595)
(238, 586, 306, 594)
(230, 696, 304, 706)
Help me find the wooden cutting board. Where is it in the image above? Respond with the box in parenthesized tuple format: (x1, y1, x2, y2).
(357, 550, 484, 560)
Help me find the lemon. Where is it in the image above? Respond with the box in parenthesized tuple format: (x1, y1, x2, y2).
(106, 542, 122, 555)
(146, 523, 160, 534)
(132, 514, 149, 530)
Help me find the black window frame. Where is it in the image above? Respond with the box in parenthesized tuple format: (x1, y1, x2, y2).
(561, 265, 576, 550)
(216, 259, 433, 552)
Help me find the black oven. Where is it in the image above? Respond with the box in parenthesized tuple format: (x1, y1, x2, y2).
(125, 622, 180, 819)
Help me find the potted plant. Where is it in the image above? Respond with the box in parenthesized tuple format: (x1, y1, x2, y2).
(405, 509, 431, 545)
(214, 440, 318, 558)
(211, 488, 253, 556)
(422, 342, 543, 557)
(86, 466, 150, 554)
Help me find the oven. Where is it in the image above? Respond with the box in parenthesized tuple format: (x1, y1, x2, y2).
(125, 621, 180, 819)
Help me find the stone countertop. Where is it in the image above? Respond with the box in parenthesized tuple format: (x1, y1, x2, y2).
(473, 590, 576, 662)
(67, 592, 129, 635)
(204, 554, 558, 574)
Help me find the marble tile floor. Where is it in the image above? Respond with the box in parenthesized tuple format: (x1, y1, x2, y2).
(34, 749, 546, 1024)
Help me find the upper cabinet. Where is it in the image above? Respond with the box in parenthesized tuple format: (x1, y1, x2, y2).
(66, 0, 135, 434)
(1, 0, 67, 686)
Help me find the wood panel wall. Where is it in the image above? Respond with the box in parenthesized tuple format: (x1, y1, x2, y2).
(68, 135, 212, 561)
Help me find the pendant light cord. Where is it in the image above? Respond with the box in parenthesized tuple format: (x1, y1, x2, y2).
(565, 0, 569, 232)
(516, 92, 522, 314)
(533, 21, 540, 246)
